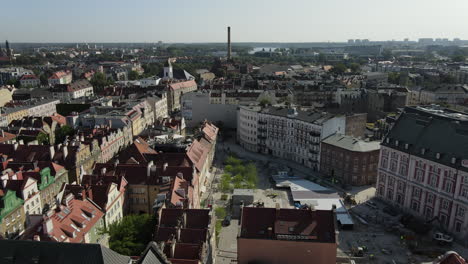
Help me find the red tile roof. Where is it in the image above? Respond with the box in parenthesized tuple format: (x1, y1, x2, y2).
(119, 138, 158, 164)
(41, 197, 104, 243)
(51, 113, 67, 126)
(0, 131, 16, 143)
(20, 74, 39, 81)
(437, 252, 466, 264)
(201, 122, 218, 142)
(170, 176, 188, 207)
(240, 207, 335, 243)
(49, 71, 71, 80)
(164, 243, 201, 260)
(169, 80, 197, 91)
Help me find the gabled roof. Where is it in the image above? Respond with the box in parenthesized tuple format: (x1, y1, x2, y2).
(0, 240, 131, 264)
(240, 207, 335, 243)
(138, 241, 171, 264)
(382, 106, 468, 171)
(119, 138, 158, 164)
(322, 134, 380, 152)
(168, 80, 197, 91)
(42, 198, 105, 243)
(0, 131, 16, 143)
(20, 74, 39, 81)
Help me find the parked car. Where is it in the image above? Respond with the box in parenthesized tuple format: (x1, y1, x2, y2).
(222, 215, 231, 226)
(433, 232, 453, 244)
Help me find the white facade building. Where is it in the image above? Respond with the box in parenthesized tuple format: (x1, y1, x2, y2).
(139, 76, 161, 88)
(237, 106, 346, 170)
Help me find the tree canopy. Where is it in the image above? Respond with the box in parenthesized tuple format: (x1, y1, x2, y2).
(55, 125, 75, 143)
(105, 214, 156, 256)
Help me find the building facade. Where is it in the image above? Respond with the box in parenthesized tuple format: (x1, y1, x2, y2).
(237, 207, 337, 264)
(237, 106, 346, 170)
(376, 106, 468, 239)
(320, 134, 380, 186)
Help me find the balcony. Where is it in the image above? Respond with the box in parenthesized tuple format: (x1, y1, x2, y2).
(258, 128, 267, 133)
(259, 120, 267, 125)
(257, 135, 267, 140)
(309, 149, 319, 154)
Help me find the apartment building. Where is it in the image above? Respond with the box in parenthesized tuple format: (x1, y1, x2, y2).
(167, 80, 197, 113)
(19, 75, 40, 88)
(376, 106, 468, 239)
(320, 134, 380, 186)
(237, 207, 337, 264)
(51, 79, 94, 100)
(237, 106, 346, 170)
(48, 70, 73, 86)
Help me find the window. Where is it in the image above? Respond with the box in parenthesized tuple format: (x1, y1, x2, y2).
(379, 173, 386, 183)
(397, 181, 404, 191)
(457, 207, 465, 218)
(462, 188, 468, 198)
(444, 181, 454, 194)
(427, 193, 434, 204)
(388, 176, 394, 186)
(390, 160, 398, 172)
(425, 207, 433, 219)
(387, 189, 393, 200)
(415, 169, 424, 182)
(411, 201, 419, 212)
(429, 175, 438, 188)
(399, 164, 408, 176)
(381, 158, 388, 168)
(442, 200, 450, 210)
(413, 188, 421, 197)
(455, 222, 462, 232)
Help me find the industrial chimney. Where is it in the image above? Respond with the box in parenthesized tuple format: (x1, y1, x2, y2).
(227, 26, 232, 61)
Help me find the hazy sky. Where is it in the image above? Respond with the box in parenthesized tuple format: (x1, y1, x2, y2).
(3, 0, 468, 43)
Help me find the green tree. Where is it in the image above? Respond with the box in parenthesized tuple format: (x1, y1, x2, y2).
(388, 72, 401, 85)
(90, 72, 111, 90)
(452, 55, 466, 62)
(220, 173, 232, 192)
(259, 98, 271, 107)
(348, 63, 361, 74)
(37, 132, 49, 145)
(215, 207, 227, 219)
(128, 70, 139, 80)
(104, 214, 155, 256)
(55, 125, 75, 143)
(330, 63, 347, 75)
(6, 78, 20, 87)
(382, 49, 393, 60)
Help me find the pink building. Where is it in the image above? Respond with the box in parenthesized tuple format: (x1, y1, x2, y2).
(377, 106, 468, 239)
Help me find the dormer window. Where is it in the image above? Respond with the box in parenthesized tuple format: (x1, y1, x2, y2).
(404, 144, 409, 150)
(395, 140, 399, 147)
(386, 138, 390, 144)
(452, 157, 457, 164)
(421, 148, 426, 155)
(436, 153, 441, 159)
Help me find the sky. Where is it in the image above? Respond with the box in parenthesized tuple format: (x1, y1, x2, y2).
(2, 0, 468, 43)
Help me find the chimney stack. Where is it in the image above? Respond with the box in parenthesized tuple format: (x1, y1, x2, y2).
(227, 26, 232, 61)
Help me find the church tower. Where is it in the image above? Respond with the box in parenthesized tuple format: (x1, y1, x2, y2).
(163, 58, 173, 79)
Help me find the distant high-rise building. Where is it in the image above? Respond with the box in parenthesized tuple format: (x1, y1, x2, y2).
(5, 40, 11, 57)
(348, 39, 355, 44)
(404, 38, 409, 42)
(227, 26, 232, 61)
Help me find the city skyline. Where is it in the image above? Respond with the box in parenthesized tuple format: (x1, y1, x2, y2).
(2, 0, 468, 43)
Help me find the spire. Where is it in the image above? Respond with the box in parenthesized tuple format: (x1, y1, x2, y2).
(5, 40, 11, 58)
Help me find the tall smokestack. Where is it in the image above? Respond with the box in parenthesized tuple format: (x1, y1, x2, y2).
(227, 26, 231, 61)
